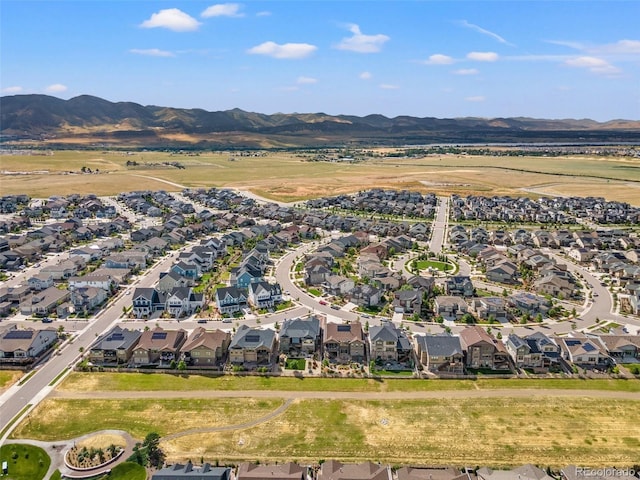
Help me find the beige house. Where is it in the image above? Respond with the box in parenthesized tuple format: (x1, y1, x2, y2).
(181, 327, 230, 367)
(459, 326, 510, 371)
(319, 461, 392, 480)
(237, 462, 306, 480)
(132, 327, 186, 366)
(323, 321, 365, 364)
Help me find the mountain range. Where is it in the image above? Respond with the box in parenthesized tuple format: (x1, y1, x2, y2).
(1, 94, 639, 148)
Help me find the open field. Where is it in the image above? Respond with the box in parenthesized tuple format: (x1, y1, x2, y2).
(11, 398, 282, 440)
(10, 396, 640, 468)
(58, 372, 640, 393)
(2, 150, 640, 204)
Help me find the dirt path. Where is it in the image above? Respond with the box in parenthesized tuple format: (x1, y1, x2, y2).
(129, 174, 187, 189)
(49, 388, 640, 401)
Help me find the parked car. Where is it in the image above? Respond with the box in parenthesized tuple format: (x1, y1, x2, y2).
(330, 304, 340, 310)
(319, 300, 328, 305)
(41, 317, 53, 323)
(197, 319, 208, 324)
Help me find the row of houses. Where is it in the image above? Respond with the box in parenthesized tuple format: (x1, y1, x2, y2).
(450, 193, 640, 225)
(152, 460, 636, 480)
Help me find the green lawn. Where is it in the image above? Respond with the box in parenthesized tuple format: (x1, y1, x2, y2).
(415, 260, 454, 271)
(285, 359, 307, 370)
(59, 372, 640, 393)
(307, 288, 322, 297)
(96, 462, 146, 480)
(0, 444, 51, 480)
(49, 470, 62, 480)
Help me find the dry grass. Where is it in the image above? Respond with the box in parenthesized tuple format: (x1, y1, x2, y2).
(161, 397, 640, 468)
(1, 150, 640, 204)
(0, 370, 23, 389)
(11, 398, 282, 441)
(77, 433, 127, 449)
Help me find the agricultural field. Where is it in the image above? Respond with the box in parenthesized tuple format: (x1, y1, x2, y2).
(2, 149, 640, 204)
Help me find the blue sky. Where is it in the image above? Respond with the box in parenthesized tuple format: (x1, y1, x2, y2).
(1, 1, 639, 120)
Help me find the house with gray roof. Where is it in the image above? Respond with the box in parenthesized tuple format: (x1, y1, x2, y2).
(477, 464, 554, 480)
(229, 325, 277, 366)
(368, 323, 412, 365)
(152, 462, 231, 480)
(279, 316, 322, 358)
(89, 326, 142, 365)
(505, 333, 544, 370)
(237, 462, 306, 480)
(414, 334, 464, 375)
(318, 461, 392, 480)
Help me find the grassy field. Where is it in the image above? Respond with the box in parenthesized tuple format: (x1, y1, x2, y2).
(58, 372, 640, 393)
(10, 397, 640, 468)
(2, 150, 640, 204)
(0, 370, 22, 389)
(11, 398, 282, 440)
(0, 444, 51, 480)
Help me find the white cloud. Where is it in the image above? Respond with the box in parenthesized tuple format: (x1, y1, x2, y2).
(201, 3, 244, 18)
(467, 51, 499, 62)
(256, 11, 271, 17)
(130, 48, 175, 57)
(359, 71, 372, 80)
(2, 86, 23, 94)
(453, 68, 479, 75)
(459, 20, 514, 46)
(247, 41, 317, 59)
(335, 24, 389, 53)
(423, 54, 455, 65)
(379, 84, 399, 90)
(297, 76, 317, 84)
(140, 8, 201, 32)
(565, 56, 621, 75)
(45, 84, 67, 93)
(465, 95, 485, 102)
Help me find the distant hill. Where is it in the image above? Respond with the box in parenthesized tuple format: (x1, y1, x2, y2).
(1, 94, 639, 147)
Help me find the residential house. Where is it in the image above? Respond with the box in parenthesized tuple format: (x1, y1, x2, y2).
(477, 464, 555, 480)
(485, 261, 518, 284)
(555, 335, 611, 368)
(247, 281, 282, 309)
(19, 286, 70, 317)
(27, 272, 54, 291)
(414, 334, 464, 375)
(132, 327, 186, 366)
(594, 335, 640, 363)
(434, 296, 469, 321)
(323, 321, 366, 364)
(228, 325, 277, 366)
(165, 287, 204, 318)
(157, 271, 194, 294)
(89, 326, 142, 365)
(305, 264, 331, 286)
(325, 275, 355, 297)
(278, 316, 322, 358)
(70, 287, 108, 314)
(507, 292, 550, 316)
(505, 334, 544, 371)
(171, 261, 201, 280)
(444, 276, 474, 297)
(0, 326, 58, 366)
(318, 461, 392, 480)
(68, 274, 114, 293)
(524, 332, 561, 369)
(153, 463, 231, 480)
(181, 328, 231, 367)
(561, 465, 637, 480)
(392, 288, 422, 314)
(215, 287, 248, 315)
(349, 284, 382, 308)
(471, 297, 507, 322)
(459, 326, 511, 371)
(132, 288, 166, 318)
(369, 323, 412, 366)
(237, 463, 306, 480)
(396, 467, 468, 480)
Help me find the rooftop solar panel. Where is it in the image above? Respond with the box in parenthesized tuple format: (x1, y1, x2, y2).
(151, 332, 167, 340)
(583, 343, 596, 352)
(4, 330, 34, 340)
(245, 335, 260, 342)
(337, 325, 351, 332)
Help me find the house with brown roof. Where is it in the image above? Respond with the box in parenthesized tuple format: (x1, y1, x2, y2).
(132, 327, 187, 366)
(19, 286, 70, 317)
(594, 334, 640, 363)
(323, 321, 366, 364)
(236, 462, 306, 480)
(459, 326, 511, 371)
(318, 461, 392, 480)
(181, 327, 230, 367)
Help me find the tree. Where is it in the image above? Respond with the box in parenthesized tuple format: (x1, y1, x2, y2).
(177, 360, 187, 371)
(169, 359, 177, 369)
(143, 432, 165, 468)
(496, 331, 503, 340)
